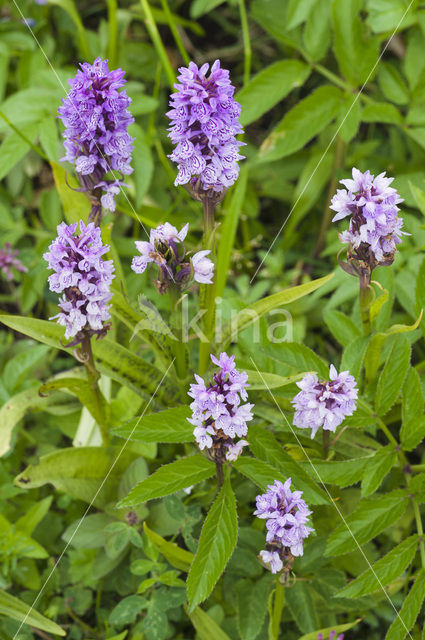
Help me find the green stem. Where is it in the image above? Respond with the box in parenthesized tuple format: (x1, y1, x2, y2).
(313, 63, 374, 104)
(238, 0, 251, 86)
(107, 0, 118, 68)
(140, 0, 175, 88)
(198, 197, 217, 374)
(359, 267, 372, 336)
(269, 576, 285, 640)
(146, 62, 163, 146)
(411, 498, 425, 569)
(168, 284, 187, 381)
(160, 0, 190, 64)
(81, 336, 110, 445)
(0, 110, 47, 161)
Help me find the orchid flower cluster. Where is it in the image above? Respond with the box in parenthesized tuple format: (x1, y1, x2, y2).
(0, 243, 27, 281)
(292, 365, 358, 439)
(331, 168, 405, 271)
(58, 57, 134, 219)
(254, 479, 314, 574)
(131, 222, 214, 294)
(167, 60, 244, 199)
(188, 352, 253, 462)
(43, 221, 114, 342)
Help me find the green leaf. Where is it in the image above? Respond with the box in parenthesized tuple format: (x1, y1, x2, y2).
(15, 496, 53, 536)
(401, 367, 425, 450)
(367, 0, 416, 33)
(109, 595, 148, 628)
(219, 273, 334, 347)
(39, 374, 109, 426)
(248, 426, 329, 505)
(361, 446, 397, 496)
(0, 315, 178, 404)
(187, 476, 238, 610)
(39, 115, 59, 161)
(215, 166, 248, 297)
(286, 582, 318, 633)
(377, 62, 410, 105)
(375, 334, 411, 416)
(259, 86, 342, 163)
(48, 0, 90, 57)
(243, 370, 304, 390)
(332, 0, 380, 86)
(118, 455, 216, 507)
(385, 568, 425, 639)
(190, 0, 226, 19)
(3, 344, 50, 394)
(297, 619, 361, 640)
(14, 446, 138, 508)
(325, 492, 409, 556)
(0, 590, 65, 635)
(340, 336, 369, 381)
(337, 535, 418, 598)
(129, 124, 153, 208)
(286, 0, 317, 29)
(323, 309, 361, 347)
(143, 523, 194, 572)
(263, 342, 329, 378)
(186, 604, 232, 640)
(362, 102, 402, 124)
(51, 161, 90, 224)
(301, 457, 368, 487)
(236, 575, 272, 640)
(236, 60, 310, 126)
(113, 406, 193, 443)
(0, 124, 39, 179)
(0, 387, 46, 457)
(303, 0, 331, 60)
(62, 514, 112, 549)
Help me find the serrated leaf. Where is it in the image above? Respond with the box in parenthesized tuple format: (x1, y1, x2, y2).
(385, 569, 425, 639)
(286, 582, 318, 633)
(112, 406, 193, 443)
(361, 446, 397, 496)
(237, 60, 311, 126)
(263, 342, 329, 378)
(340, 336, 369, 381)
(362, 102, 402, 124)
(326, 492, 409, 556)
(186, 604, 232, 640)
(248, 426, 329, 505)
(377, 62, 410, 105)
(187, 477, 238, 610)
(143, 523, 194, 572)
(337, 535, 418, 598)
(401, 367, 425, 450)
(323, 309, 361, 347)
(303, 0, 331, 61)
(375, 334, 411, 415)
(259, 87, 342, 163)
(118, 455, 216, 507)
(236, 575, 272, 640)
(301, 457, 368, 488)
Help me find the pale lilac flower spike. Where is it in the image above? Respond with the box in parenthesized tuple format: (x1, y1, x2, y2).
(131, 222, 214, 293)
(167, 60, 244, 194)
(331, 167, 405, 265)
(188, 352, 253, 462)
(317, 632, 344, 640)
(0, 244, 27, 281)
(292, 365, 358, 439)
(254, 478, 314, 574)
(44, 221, 114, 342)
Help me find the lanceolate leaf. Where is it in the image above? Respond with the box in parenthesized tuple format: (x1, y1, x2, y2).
(219, 273, 334, 347)
(248, 426, 329, 505)
(118, 455, 216, 507)
(323, 309, 361, 347)
(375, 334, 411, 416)
(236, 575, 272, 640)
(259, 86, 342, 163)
(143, 523, 193, 572)
(236, 60, 311, 126)
(186, 604, 232, 640)
(337, 535, 419, 599)
(0, 590, 65, 636)
(300, 457, 368, 488)
(187, 477, 238, 610)
(112, 406, 193, 443)
(285, 582, 318, 633)
(325, 492, 409, 556)
(263, 342, 329, 378)
(243, 370, 305, 390)
(14, 447, 138, 508)
(296, 619, 361, 640)
(361, 446, 397, 496)
(39, 374, 109, 426)
(385, 569, 425, 640)
(401, 367, 425, 450)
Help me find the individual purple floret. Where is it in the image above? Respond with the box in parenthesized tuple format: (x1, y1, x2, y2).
(131, 222, 214, 293)
(0, 244, 27, 281)
(188, 352, 253, 463)
(254, 478, 314, 574)
(44, 221, 114, 342)
(292, 365, 358, 439)
(331, 168, 405, 268)
(317, 632, 344, 640)
(58, 57, 134, 217)
(166, 60, 244, 196)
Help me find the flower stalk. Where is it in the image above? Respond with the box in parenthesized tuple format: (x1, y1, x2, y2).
(269, 576, 285, 640)
(359, 266, 372, 335)
(80, 335, 110, 446)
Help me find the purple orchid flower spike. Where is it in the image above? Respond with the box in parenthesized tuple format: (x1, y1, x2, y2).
(44, 221, 114, 344)
(0, 244, 27, 281)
